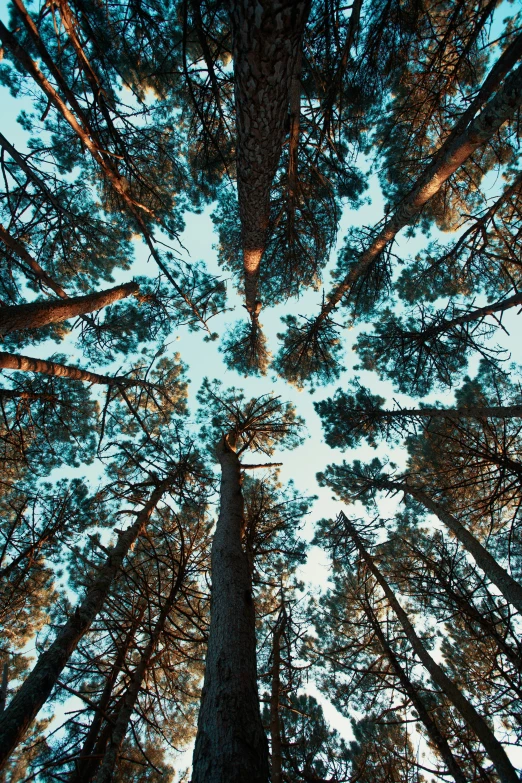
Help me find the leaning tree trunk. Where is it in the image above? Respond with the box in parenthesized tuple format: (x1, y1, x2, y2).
(371, 404, 522, 422)
(341, 512, 520, 783)
(191, 435, 269, 783)
(71, 604, 147, 783)
(0, 483, 169, 770)
(230, 0, 310, 318)
(363, 596, 466, 783)
(0, 282, 139, 335)
(93, 557, 186, 783)
(379, 478, 522, 615)
(313, 52, 522, 324)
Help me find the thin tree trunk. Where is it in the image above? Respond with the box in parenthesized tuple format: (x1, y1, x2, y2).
(0, 351, 151, 390)
(340, 512, 519, 783)
(93, 555, 186, 783)
(378, 478, 522, 615)
(0, 282, 139, 334)
(311, 53, 522, 325)
(371, 404, 522, 422)
(0, 483, 169, 770)
(363, 598, 467, 783)
(404, 291, 522, 343)
(410, 543, 522, 675)
(191, 435, 269, 783)
(270, 607, 287, 783)
(0, 223, 68, 299)
(230, 0, 310, 317)
(71, 604, 147, 783)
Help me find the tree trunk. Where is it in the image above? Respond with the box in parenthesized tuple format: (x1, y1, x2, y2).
(71, 604, 147, 783)
(340, 512, 519, 783)
(0, 223, 68, 299)
(0, 351, 150, 390)
(381, 478, 522, 615)
(374, 404, 522, 421)
(0, 282, 139, 335)
(270, 607, 287, 783)
(230, 0, 310, 317)
(404, 291, 522, 343)
(363, 597, 467, 783)
(314, 54, 522, 322)
(0, 483, 168, 770)
(191, 435, 269, 783)
(93, 558, 186, 783)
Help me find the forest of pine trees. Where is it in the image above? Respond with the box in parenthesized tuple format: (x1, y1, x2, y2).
(0, 0, 521, 780)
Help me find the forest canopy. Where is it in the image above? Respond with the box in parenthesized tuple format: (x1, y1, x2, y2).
(0, 0, 521, 781)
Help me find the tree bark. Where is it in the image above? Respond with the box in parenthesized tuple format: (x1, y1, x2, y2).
(378, 478, 522, 615)
(191, 435, 269, 783)
(0, 483, 168, 770)
(0, 351, 151, 390)
(362, 597, 467, 783)
(312, 54, 522, 324)
(341, 512, 519, 783)
(0, 282, 139, 335)
(230, 0, 310, 317)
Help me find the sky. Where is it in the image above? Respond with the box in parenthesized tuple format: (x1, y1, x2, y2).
(1, 0, 522, 774)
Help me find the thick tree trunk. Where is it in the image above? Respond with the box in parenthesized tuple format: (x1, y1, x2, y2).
(0, 282, 139, 335)
(380, 479, 522, 615)
(93, 560, 186, 783)
(230, 0, 310, 316)
(0, 483, 168, 770)
(314, 54, 522, 323)
(341, 512, 519, 783)
(270, 608, 287, 783)
(191, 436, 269, 783)
(363, 598, 466, 783)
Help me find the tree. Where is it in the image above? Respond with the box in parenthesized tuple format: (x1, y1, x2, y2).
(191, 379, 303, 783)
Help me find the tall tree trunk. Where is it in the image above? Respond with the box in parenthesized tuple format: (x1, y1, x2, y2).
(0, 483, 169, 770)
(230, 0, 310, 317)
(191, 435, 269, 783)
(378, 478, 522, 614)
(311, 51, 522, 325)
(93, 556, 186, 783)
(403, 290, 522, 343)
(71, 604, 147, 783)
(369, 404, 522, 422)
(340, 512, 519, 783)
(270, 607, 287, 783)
(0, 282, 139, 335)
(362, 596, 467, 783)
(0, 351, 152, 391)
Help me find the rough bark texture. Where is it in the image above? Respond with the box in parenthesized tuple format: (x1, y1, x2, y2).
(381, 479, 522, 615)
(230, 0, 310, 316)
(0, 484, 167, 770)
(192, 436, 269, 783)
(364, 599, 467, 783)
(0, 282, 139, 334)
(315, 57, 522, 322)
(341, 513, 519, 783)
